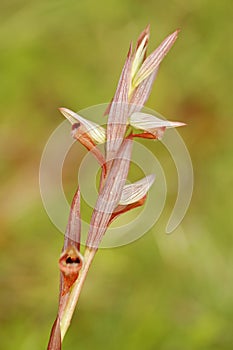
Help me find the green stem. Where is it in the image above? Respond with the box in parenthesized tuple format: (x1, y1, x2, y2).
(60, 247, 96, 341)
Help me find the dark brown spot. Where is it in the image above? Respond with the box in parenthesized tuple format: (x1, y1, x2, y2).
(66, 256, 81, 264)
(72, 122, 80, 130)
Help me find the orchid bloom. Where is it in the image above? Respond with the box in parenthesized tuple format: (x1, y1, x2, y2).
(59, 107, 106, 144)
(130, 112, 186, 140)
(48, 26, 186, 349)
(119, 174, 155, 205)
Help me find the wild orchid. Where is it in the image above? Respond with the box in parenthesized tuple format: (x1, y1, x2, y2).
(47, 25, 185, 349)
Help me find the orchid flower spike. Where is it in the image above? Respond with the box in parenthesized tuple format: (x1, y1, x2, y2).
(47, 26, 187, 348)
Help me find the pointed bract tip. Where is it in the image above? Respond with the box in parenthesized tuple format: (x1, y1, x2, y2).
(59, 107, 77, 125)
(136, 25, 150, 50)
(167, 28, 180, 42)
(47, 317, 61, 350)
(168, 121, 186, 128)
(145, 23, 150, 32)
(171, 28, 181, 40)
(144, 24, 150, 39)
(147, 173, 156, 184)
(127, 41, 133, 57)
(59, 107, 69, 114)
(142, 23, 150, 37)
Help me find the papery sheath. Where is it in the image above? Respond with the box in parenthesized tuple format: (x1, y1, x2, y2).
(86, 138, 133, 248)
(63, 187, 81, 251)
(106, 46, 132, 161)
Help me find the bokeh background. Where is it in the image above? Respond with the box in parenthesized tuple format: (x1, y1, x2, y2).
(1, 0, 233, 349)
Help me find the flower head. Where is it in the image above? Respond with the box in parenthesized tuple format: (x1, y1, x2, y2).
(59, 107, 106, 144)
(105, 26, 180, 161)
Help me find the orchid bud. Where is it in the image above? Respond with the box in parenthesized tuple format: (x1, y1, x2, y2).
(133, 30, 180, 88)
(59, 107, 106, 144)
(130, 112, 185, 140)
(130, 25, 150, 84)
(119, 174, 155, 205)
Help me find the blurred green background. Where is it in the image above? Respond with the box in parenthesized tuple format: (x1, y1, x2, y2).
(0, 0, 233, 349)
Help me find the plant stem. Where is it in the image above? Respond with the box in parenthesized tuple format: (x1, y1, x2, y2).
(60, 247, 97, 341)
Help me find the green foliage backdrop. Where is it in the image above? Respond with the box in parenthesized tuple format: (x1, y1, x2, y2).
(0, 0, 232, 349)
